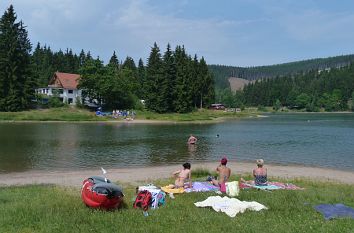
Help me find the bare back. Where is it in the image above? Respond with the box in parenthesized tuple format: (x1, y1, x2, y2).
(216, 165, 231, 183)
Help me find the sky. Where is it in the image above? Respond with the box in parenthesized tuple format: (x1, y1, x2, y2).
(1, 0, 354, 67)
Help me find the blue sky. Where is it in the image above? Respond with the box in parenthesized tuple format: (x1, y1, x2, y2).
(1, 0, 354, 66)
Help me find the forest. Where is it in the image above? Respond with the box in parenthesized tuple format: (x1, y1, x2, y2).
(0, 5, 214, 113)
(209, 54, 354, 89)
(219, 65, 354, 112)
(1, 5, 354, 113)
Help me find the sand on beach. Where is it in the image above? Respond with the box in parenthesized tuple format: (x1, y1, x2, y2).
(0, 162, 353, 187)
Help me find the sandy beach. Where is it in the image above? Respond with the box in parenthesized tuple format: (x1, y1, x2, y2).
(1, 162, 353, 187)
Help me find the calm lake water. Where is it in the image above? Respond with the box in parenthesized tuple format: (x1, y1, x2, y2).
(0, 113, 354, 173)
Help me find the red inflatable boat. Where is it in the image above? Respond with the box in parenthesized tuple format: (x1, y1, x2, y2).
(81, 176, 124, 209)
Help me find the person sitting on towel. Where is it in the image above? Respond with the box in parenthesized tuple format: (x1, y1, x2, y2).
(171, 162, 192, 188)
(253, 159, 267, 186)
(208, 157, 231, 187)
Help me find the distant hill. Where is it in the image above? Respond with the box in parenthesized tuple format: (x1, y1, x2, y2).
(209, 54, 354, 89)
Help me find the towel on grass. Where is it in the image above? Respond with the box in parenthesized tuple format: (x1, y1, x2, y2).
(194, 196, 267, 218)
(242, 183, 281, 190)
(161, 186, 184, 194)
(185, 182, 219, 193)
(241, 181, 303, 190)
(314, 204, 354, 220)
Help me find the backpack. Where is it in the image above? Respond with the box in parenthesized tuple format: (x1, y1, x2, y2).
(133, 190, 152, 211)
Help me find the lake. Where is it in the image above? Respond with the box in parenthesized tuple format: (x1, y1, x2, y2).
(0, 113, 354, 173)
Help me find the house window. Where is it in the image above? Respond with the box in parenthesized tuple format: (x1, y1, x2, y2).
(68, 90, 73, 94)
(68, 98, 73, 104)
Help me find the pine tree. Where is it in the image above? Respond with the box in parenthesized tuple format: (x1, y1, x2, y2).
(0, 5, 33, 111)
(137, 58, 146, 99)
(162, 43, 176, 112)
(121, 56, 139, 98)
(79, 49, 86, 67)
(198, 57, 215, 108)
(145, 42, 163, 112)
(109, 51, 119, 69)
(174, 45, 193, 113)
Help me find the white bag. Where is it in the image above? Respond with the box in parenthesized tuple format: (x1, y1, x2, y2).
(226, 181, 239, 197)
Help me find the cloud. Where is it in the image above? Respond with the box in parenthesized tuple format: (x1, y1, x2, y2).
(1, 0, 354, 66)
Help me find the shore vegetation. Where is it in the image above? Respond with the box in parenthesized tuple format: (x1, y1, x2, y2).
(0, 107, 257, 122)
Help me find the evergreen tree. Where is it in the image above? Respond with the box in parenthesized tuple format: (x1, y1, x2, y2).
(109, 51, 119, 69)
(0, 5, 33, 111)
(174, 45, 192, 113)
(162, 43, 176, 112)
(145, 42, 163, 112)
(122, 56, 136, 71)
(121, 56, 139, 98)
(198, 57, 214, 108)
(79, 49, 86, 67)
(137, 58, 146, 99)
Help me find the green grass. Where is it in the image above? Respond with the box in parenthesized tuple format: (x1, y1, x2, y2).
(135, 108, 256, 122)
(1, 174, 353, 233)
(0, 107, 257, 122)
(0, 107, 101, 121)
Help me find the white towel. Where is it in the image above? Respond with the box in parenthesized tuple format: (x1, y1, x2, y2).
(194, 196, 267, 217)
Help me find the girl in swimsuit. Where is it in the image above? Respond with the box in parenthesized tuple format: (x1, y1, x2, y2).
(172, 162, 192, 188)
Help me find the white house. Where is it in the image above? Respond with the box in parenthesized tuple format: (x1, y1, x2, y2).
(36, 72, 82, 105)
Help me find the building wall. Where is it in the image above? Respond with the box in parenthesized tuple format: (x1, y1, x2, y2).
(36, 88, 82, 105)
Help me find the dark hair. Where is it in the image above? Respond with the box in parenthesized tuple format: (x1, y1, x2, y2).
(183, 162, 191, 169)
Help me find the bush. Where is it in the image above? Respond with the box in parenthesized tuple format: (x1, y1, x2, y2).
(48, 97, 64, 108)
(257, 105, 267, 112)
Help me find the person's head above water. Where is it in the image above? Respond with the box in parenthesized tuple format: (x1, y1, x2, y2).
(183, 162, 191, 169)
(220, 157, 228, 165)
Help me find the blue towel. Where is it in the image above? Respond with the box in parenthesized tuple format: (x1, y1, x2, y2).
(244, 183, 281, 190)
(314, 203, 354, 220)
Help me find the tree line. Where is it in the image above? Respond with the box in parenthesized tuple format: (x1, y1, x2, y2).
(209, 54, 354, 90)
(79, 43, 214, 113)
(0, 5, 215, 112)
(221, 65, 354, 112)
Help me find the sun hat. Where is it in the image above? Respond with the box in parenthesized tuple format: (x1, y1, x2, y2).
(256, 159, 264, 166)
(220, 157, 228, 165)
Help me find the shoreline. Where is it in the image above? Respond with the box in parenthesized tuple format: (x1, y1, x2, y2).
(1, 162, 353, 187)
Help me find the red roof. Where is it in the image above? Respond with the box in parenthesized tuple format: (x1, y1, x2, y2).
(49, 72, 80, 89)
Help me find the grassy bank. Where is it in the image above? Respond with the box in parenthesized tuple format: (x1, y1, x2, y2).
(0, 107, 100, 121)
(1, 174, 353, 233)
(0, 107, 257, 122)
(135, 108, 256, 121)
